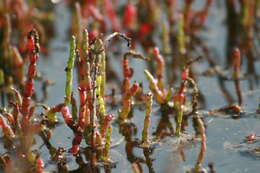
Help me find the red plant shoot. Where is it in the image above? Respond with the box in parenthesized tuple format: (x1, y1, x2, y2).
(153, 47, 165, 91)
(21, 29, 39, 130)
(173, 93, 186, 106)
(119, 82, 140, 121)
(27, 35, 35, 52)
(232, 48, 243, 105)
(123, 3, 136, 28)
(101, 114, 114, 137)
(61, 105, 74, 129)
(232, 47, 241, 76)
(35, 156, 44, 173)
(0, 115, 15, 140)
(139, 23, 152, 37)
(122, 57, 134, 79)
(104, 0, 121, 31)
(173, 68, 189, 136)
(181, 68, 189, 80)
(69, 133, 82, 155)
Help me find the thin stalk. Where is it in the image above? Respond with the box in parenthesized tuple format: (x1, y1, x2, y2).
(186, 77, 199, 115)
(175, 103, 184, 136)
(193, 114, 206, 171)
(105, 32, 131, 47)
(232, 48, 242, 105)
(173, 79, 187, 136)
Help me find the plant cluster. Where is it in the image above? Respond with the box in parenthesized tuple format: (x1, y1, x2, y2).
(0, 0, 55, 107)
(0, 0, 259, 173)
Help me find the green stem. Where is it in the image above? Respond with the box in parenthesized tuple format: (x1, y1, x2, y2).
(64, 36, 76, 105)
(82, 29, 89, 60)
(103, 126, 112, 161)
(175, 103, 183, 136)
(142, 93, 153, 144)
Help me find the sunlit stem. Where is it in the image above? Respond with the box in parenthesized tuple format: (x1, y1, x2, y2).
(65, 36, 76, 105)
(82, 29, 89, 60)
(175, 103, 184, 136)
(142, 92, 153, 144)
(94, 39, 106, 97)
(144, 70, 165, 104)
(103, 126, 112, 161)
(119, 83, 139, 121)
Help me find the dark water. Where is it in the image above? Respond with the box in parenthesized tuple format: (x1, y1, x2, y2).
(35, 1, 260, 173)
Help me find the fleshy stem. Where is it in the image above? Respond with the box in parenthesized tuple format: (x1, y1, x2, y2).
(173, 68, 188, 136)
(97, 83, 106, 125)
(19, 29, 44, 171)
(186, 77, 200, 115)
(71, 93, 78, 122)
(123, 3, 137, 30)
(77, 49, 89, 130)
(60, 106, 74, 130)
(79, 29, 91, 128)
(0, 114, 15, 140)
(144, 70, 165, 104)
(90, 58, 98, 165)
(102, 114, 114, 162)
(64, 36, 76, 105)
(119, 82, 139, 122)
(82, 29, 89, 60)
(85, 62, 92, 125)
(142, 92, 153, 145)
(94, 39, 106, 125)
(18, 30, 41, 160)
(103, 126, 112, 162)
(46, 103, 64, 122)
(78, 42, 92, 127)
(153, 47, 165, 92)
(101, 114, 114, 138)
(74, 2, 82, 48)
(0, 70, 4, 86)
(21, 29, 39, 121)
(122, 50, 149, 92)
(94, 39, 106, 98)
(174, 98, 184, 136)
(193, 114, 206, 171)
(46, 37, 76, 123)
(232, 48, 242, 106)
(35, 155, 44, 173)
